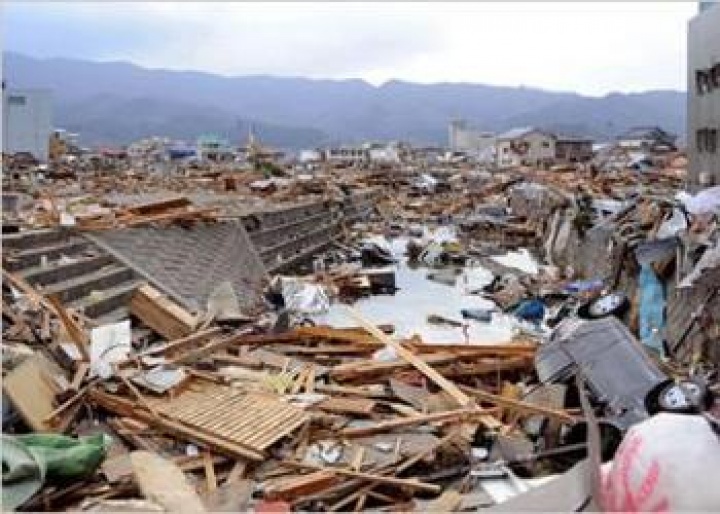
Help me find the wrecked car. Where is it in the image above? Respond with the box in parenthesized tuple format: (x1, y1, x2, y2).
(536, 317, 709, 433)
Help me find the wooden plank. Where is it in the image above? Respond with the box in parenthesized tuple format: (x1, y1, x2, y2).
(459, 384, 577, 424)
(340, 407, 498, 438)
(351, 447, 365, 471)
(174, 454, 226, 472)
(291, 366, 309, 394)
(44, 379, 98, 425)
(47, 294, 90, 361)
(316, 397, 377, 416)
(129, 283, 196, 340)
(124, 196, 192, 216)
(314, 383, 391, 399)
(135, 327, 223, 358)
(2, 269, 51, 311)
(3, 354, 62, 431)
(130, 451, 206, 513)
(330, 348, 529, 382)
(168, 329, 255, 366)
(264, 470, 339, 501)
(204, 451, 218, 492)
(409, 342, 537, 355)
(305, 365, 316, 393)
(211, 354, 263, 369)
(69, 362, 90, 391)
(272, 344, 378, 356)
(280, 461, 441, 493)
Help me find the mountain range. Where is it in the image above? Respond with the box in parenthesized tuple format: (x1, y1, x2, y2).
(3, 52, 686, 149)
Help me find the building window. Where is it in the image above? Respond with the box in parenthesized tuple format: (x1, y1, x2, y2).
(542, 141, 550, 148)
(696, 64, 720, 95)
(7, 95, 26, 105)
(710, 129, 718, 153)
(712, 63, 720, 89)
(697, 128, 719, 153)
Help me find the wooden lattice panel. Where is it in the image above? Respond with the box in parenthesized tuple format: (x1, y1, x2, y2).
(149, 383, 308, 452)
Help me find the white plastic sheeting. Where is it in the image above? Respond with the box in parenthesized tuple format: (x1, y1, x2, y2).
(676, 186, 720, 215)
(275, 277, 331, 315)
(655, 208, 688, 239)
(90, 320, 132, 379)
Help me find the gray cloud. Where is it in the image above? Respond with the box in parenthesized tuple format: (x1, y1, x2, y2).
(2, 1, 696, 94)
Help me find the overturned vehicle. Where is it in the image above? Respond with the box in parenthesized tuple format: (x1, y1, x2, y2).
(535, 317, 711, 461)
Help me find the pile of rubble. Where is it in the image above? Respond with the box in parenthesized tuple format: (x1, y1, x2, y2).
(3, 154, 720, 512)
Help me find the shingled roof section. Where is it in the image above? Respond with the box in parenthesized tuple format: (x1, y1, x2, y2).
(87, 220, 267, 313)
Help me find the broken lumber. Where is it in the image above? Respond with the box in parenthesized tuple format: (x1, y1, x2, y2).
(130, 283, 197, 340)
(280, 461, 442, 493)
(340, 407, 498, 438)
(89, 389, 266, 461)
(459, 384, 577, 424)
(343, 306, 472, 407)
(47, 294, 91, 361)
(264, 470, 339, 501)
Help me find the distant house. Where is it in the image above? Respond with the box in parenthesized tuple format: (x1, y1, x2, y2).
(410, 146, 445, 165)
(367, 142, 402, 164)
(616, 126, 677, 152)
(196, 134, 234, 162)
(299, 149, 322, 163)
(496, 127, 555, 168)
(555, 135, 594, 163)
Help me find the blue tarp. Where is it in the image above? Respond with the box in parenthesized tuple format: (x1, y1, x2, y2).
(638, 263, 666, 357)
(513, 299, 545, 325)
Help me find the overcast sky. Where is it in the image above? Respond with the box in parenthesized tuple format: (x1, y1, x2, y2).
(3, 2, 697, 96)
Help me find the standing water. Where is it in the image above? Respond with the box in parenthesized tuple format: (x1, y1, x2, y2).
(313, 236, 539, 344)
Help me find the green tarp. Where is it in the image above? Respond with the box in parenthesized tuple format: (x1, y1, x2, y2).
(2, 433, 109, 510)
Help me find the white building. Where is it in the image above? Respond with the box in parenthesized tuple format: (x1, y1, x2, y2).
(688, 1, 720, 189)
(2, 87, 52, 162)
(323, 146, 368, 164)
(496, 127, 556, 168)
(299, 149, 322, 163)
(367, 142, 402, 164)
(448, 120, 496, 162)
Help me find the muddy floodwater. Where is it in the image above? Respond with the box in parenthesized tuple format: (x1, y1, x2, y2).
(314, 237, 539, 344)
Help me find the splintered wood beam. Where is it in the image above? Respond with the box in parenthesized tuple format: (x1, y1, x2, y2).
(46, 294, 90, 361)
(459, 384, 577, 424)
(342, 306, 473, 408)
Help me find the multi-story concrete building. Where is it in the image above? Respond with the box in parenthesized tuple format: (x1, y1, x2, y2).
(448, 120, 495, 161)
(688, 1, 720, 189)
(2, 87, 52, 162)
